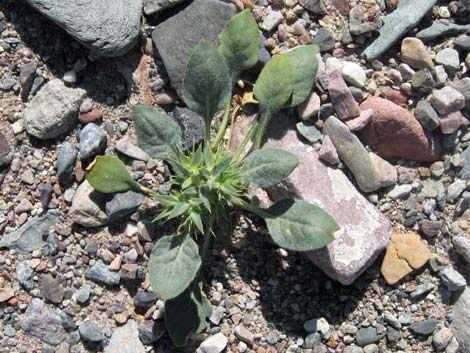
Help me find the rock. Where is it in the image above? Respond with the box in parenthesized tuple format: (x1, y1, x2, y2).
(115, 137, 149, 161)
(447, 179, 466, 202)
(356, 327, 386, 347)
(439, 111, 468, 134)
(73, 285, 91, 305)
(430, 87, 465, 115)
(452, 287, 470, 351)
(430, 161, 445, 178)
(359, 96, 441, 162)
(312, 27, 335, 52)
(416, 23, 470, 41)
(106, 191, 144, 221)
(412, 69, 435, 95)
(341, 62, 366, 88)
(24, 79, 86, 139)
(345, 108, 373, 131)
(297, 92, 321, 120)
(69, 180, 108, 227)
(362, 0, 438, 60)
(388, 184, 412, 200)
(435, 48, 460, 72)
(296, 121, 322, 143)
(453, 236, 470, 264)
(384, 311, 401, 329)
(299, 0, 327, 14)
(349, 3, 382, 36)
(433, 328, 453, 351)
(400, 37, 433, 70)
(304, 318, 330, 336)
(79, 109, 103, 124)
(410, 319, 437, 336)
(104, 320, 144, 353)
(16, 260, 34, 290)
(152, 0, 235, 93)
(119, 263, 138, 280)
(369, 152, 397, 188)
(328, 71, 361, 120)
(57, 142, 77, 183)
(414, 100, 439, 131)
(19, 298, 68, 345)
(410, 282, 435, 299)
(451, 78, 470, 110)
(19, 61, 37, 99)
(318, 136, 340, 165)
(197, 333, 228, 353)
(418, 219, 442, 237)
(324, 116, 381, 192)
(260, 10, 283, 32)
(0, 210, 59, 253)
(25, 0, 141, 57)
(79, 123, 106, 160)
(455, 34, 470, 50)
(41, 274, 64, 304)
(134, 289, 159, 312)
(85, 261, 120, 286)
(172, 107, 206, 151)
(143, 0, 187, 15)
(234, 326, 254, 345)
(434, 65, 448, 87)
(331, 0, 349, 15)
(381, 233, 431, 285)
(79, 320, 105, 344)
(231, 115, 392, 285)
(138, 320, 165, 345)
(459, 147, 470, 180)
(439, 266, 466, 291)
(0, 131, 11, 168)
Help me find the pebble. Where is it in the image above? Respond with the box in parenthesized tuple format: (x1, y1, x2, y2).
(410, 282, 435, 299)
(430, 86, 465, 115)
(115, 137, 149, 161)
(318, 135, 340, 164)
(435, 48, 460, 72)
(260, 10, 283, 32)
(85, 261, 120, 286)
(400, 37, 433, 70)
(312, 27, 335, 52)
(197, 333, 228, 353)
(447, 179, 466, 202)
(453, 236, 470, 264)
(388, 184, 412, 200)
(73, 284, 91, 305)
(79, 123, 107, 160)
(79, 320, 105, 344)
(138, 320, 165, 345)
(296, 121, 322, 143)
(297, 92, 321, 120)
(383, 311, 401, 329)
(410, 318, 437, 336)
(328, 70, 361, 120)
(41, 274, 64, 304)
(430, 161, 445, 178)
(341, 62, 366, 87)
(439, 266, 467, 291)
(414, 100, 439, 131)
(418, 219, 442, 237)
(104, 320, 144, 353)
(57, 142, 77, 183)
(433, 328, 453, 351)
(346, 109, 373, 131)
(134, 289, 159, 312)
(234, 325, 254, 345)
(106, 191, 144, 221)
(412, 69, 435, 95)
(356, 326, 386, 347)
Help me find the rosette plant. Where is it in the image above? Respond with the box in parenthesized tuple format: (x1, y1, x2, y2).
(86, 10, 339, 346)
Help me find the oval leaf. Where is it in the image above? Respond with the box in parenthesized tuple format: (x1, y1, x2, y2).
(242, 148, 299, 188)
(254, 54, 296, 114)
(133, 105, 182, 160)
(165, 280, 211, 346)
(284, 45, 320, 108)
(86, 155, 141, 193)
(182, 40, 232, 123)
(149, 234, 201, 300)
(218, 9, 260, 81)
(265, 198, 338, 251)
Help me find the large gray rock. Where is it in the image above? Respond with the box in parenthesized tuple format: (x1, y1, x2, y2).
(452, 287, 470, 351)
(69, 180, 108, 227)
(19, 298, 68, 345)
(0, 210, 59, 253)
(25, 0, 142, 57)
(231, 115, 392, 285)
(104, 320, 145, 353)
(24, 79, 86, 139)
(152, 0, 236, 94)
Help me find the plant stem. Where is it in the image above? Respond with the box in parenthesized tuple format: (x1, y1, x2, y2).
(253, 111, 271, 150)
(205, 117, 211, 144)
(212, 100, 232, 151)
(200, 213, 214, 261)
(233, 120, 259, 162)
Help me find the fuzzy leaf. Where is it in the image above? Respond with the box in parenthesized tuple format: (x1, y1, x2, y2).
(254, 54, 296, 114)
(218, 9, 260, 81)
(86, 155, 141, 193)
(149, 234, 201, 300)
(165, 280, 211, 346)
(182, 40, 232, 123)
(265, 198, 338, 251)
(242, 148, 299, 188)
(284, 45, 320, 108)
(133, 105, 182, 160)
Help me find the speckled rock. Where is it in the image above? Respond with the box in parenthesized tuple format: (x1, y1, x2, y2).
(69, 180, 108, 227)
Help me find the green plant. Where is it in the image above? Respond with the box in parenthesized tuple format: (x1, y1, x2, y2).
(86, 10, 338, 346)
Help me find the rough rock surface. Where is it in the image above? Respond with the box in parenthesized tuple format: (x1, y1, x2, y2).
(24, 0, 142, 57)
(359, 96, 441, 162)
(152, 0, 235, 93)
(452, 287, 470, 352)
(104, 320, 145, 353)
(231, 115, 392, 285)
(24, 79, 86, 139)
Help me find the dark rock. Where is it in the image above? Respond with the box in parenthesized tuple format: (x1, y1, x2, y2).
(356, 326, 386, 346)
(410, 319, 437, 335)
(138, 320, 165, 345)
(412, 69, 435, 95)
(41, 275, 65, 304)
(299, 0, 327, 14)
(134, 289, 159, 312)
(414, 100, 439, 131)
(312, 27, 335, 52)
(417, 23, 470, 42)
(296, 121, 322, 143)
(74, 285, 91, 305)
(79, 123, 107, 160)
(19, 61, 37, 100)
(172, 107, 205, 151)
(79, 320, 105, 344)
(439, 266, 467, 291)
(106, 191, 144, 221)
(455, 34, 470, 50)
(57, 142, 77, 183)
(144, 0, 187, 15)
(328, 70, 361, 120)
(459, 147, 470, 180)
(85, 261, 120, 286)
(0, 130, 11, 168)
(152, 0, 235, 94)
(40, 185, 54, 209)
(418, 219, 442, 237)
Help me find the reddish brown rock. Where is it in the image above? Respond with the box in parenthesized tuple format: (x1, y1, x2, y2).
(79, 109, 103, 124)
(331, 0, 349, 15)
(328, 70, 361, 121)
(359, 96, 441, 162)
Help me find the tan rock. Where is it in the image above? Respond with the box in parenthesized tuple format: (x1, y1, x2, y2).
(381, 233, 431, 285)
(400, 38, 433, 70)
(0, 287, 15, 302)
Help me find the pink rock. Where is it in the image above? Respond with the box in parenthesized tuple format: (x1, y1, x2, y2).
(231, 116, 392, 285)
(430, 86, 465, 115)
(346, 109, 373, 131)
(328, 70, 361, 120)
(439, 111, 469, 134)
(319, 135, 340, 165)
(359, 96, 441, 162)
(297, 92, 321, 120)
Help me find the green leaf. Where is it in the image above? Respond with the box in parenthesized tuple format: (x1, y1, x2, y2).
(284, 45, 320, 108)
(165, 279, 212, 346)
(264, 198, 338, 252)
(242, 148, 299, 188)
(148, 234, 202, 300)
(182, 40, 232, 123)
(86, 155, 141, 193)
(254, 54, 296, 114)
(132, 105, 182, 160)
(218, 9, 260, 81)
